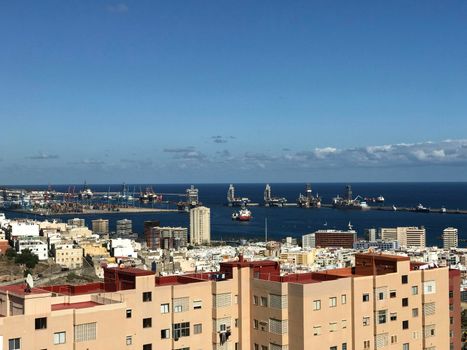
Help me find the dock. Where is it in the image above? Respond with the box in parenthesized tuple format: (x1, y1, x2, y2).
(318, 204, 467, 215)
(5, 207, 178, 216)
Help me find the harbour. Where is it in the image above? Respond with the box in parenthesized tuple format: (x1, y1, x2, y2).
(2, 182, 467, 247)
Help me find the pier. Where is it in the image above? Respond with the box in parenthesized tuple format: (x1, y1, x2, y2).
(319, 204, 467, 215)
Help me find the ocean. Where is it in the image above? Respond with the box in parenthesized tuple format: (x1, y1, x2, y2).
(3, 183, 467, 247)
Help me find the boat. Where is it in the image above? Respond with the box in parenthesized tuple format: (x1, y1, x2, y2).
(79, 187, 93, 200)
(392, 205, 397, 211)
(440, 207, 447, 213)
(232, 207, 252, 221)
(376, 195, 385, 203)
(415, 204, 430, 213)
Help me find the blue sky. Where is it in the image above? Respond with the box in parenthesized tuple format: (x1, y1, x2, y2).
(1, 0, 467, 184)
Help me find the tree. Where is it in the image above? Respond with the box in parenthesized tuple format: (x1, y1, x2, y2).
(15, 249, 39, 269)
(5, 248, 17, 259)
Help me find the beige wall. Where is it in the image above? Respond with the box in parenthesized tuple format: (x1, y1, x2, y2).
(0, 255, 452, 350)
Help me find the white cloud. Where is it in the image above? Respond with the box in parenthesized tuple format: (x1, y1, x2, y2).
(107, 3, 128, 13)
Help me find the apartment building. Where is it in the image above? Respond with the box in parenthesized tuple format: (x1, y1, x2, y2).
(314, 229, 357, 248)
(380, 227, 426, 248)
(190, 206, 211, 245)
(443, 227, 458, 249)
(0, 253, 458, 350)
(92, 219, 109, 236)
(54, 243, 84, 269)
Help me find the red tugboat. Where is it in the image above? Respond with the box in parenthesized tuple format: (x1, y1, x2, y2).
(232, 207, 252, 221)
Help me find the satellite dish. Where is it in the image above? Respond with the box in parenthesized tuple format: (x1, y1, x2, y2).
(25, 274, 34, 293)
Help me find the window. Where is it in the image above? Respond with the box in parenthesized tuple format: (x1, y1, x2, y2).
(402, 298, 408, 307)
(254, 319, 259, 329)
(270, 294, 288, 309)
(194, 323, 202, 334)
(401, 275, 408, 284)
(390, 313, 397, 321)
(193, 300, 202, 309)
(390, 290, 396, 298)
(424, 281, 436, 294)
(342, 343, 347, 350)
(329, 322, 337, 332)
(412, 308, 418, 317)
(363, 293, 370, 302)
(161, 329, 170, 339)
(402, 320, 409, 329)
(173, 322, 190, 339)
(341, 294, 347, 304)
(378, 310, 387, 324)
(342, 319, 347, 329)
(449, 290, 454, 298)
(363, 316, 370, 326)
(424, 302, 436, 316)
(235, 318, 239, 327)
(329, 297, 337, 307)
(254, 344, 259, 350)
(160, 303, 169, 314)
(143, 344, 152, 350)
(174, 297, 189, 312)
(261, 296, 268, 307)
(54, 332, 66, 345)
(313, 300, 321, 310)
(74, 322, 96, 342)
(143, 318, 152, 328)
(313, 325, 321, 335)
(142, 291, 152, 302)
(391, 335, 397, 344)
(403, 344, 409, 350)
(269, 318, 288, 334)
(262, 346, 268, 350)
(253, 295, 259, 305)
(411, 286, 418, 295)
(35, 317, 47, 330)
(363, 340, 370, 349)
(378, 292, 385, 300)
(424, 324, 436, 337)
(8, 338, 20, 350)
(214, 293, 231, 308)
(126, 335, 132, 345)
(126, 309, 132, 318)
(330, 347, 337, 350)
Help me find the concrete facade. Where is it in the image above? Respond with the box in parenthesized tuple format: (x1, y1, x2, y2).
(0, 253, 457, 350)
(190, 206, 211, 245)
(380, 227, 426, 248)
(443, 227, 458, 250)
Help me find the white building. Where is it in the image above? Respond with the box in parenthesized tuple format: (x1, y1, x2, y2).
(16, 239, 48, 260)
(443, 227, 458, 249)
(9, 222, 40, 238)
(189, 206, 211, 245)
(110, 238, 137, 258)
(302, 233, 316, 248)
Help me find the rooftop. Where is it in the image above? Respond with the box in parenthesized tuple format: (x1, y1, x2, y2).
(51, 301, 100, 311)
